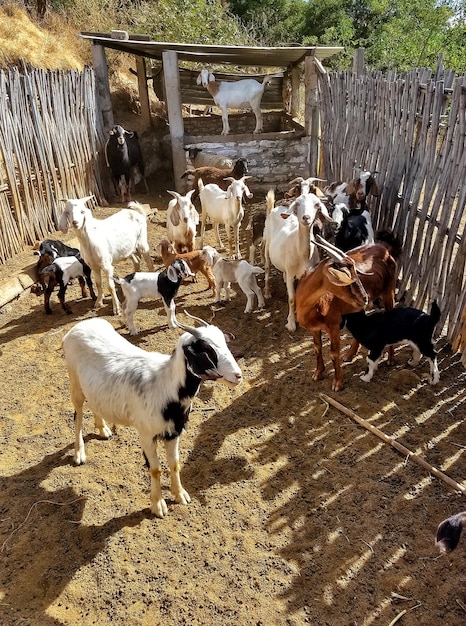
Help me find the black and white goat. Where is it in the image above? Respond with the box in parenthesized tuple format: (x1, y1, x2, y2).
(32, 239, 93, 314)
(62, 314, 242, 517)
(39, 256, 96, 315)
(342, 301, 441, 384)
(436, 511, 466, 553)
(331, 202, 374, 252)
(114, 259, 194, 335)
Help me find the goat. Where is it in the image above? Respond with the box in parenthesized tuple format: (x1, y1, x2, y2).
(196, 67, 272, 135)
(181, 157, 249, 204)
(114, 259, 194, 335)
(213, 257, 265, 313)
(155, 238, 217, 298)
(39, 256, 96, 315)
(184, 147, 234, 169)
(247, 177, 326, 266)
(166, 189, 200, 254)
(58, 197, 154, 316)
(342, 301, 440, 384)
(62, 314, 242, 517)
(436, 512, 466, 553)
(199, 176, 253, 259)
(295, 236, 398, 391)
(31, 239, 84, 313)
(263, 189, 333, 332)
(325, 170, 379, 209)
(104, 124, 148, 202)
(331, 203, 375, 251)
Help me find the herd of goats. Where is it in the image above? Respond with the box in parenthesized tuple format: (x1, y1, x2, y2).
(24, 88, 463, 540)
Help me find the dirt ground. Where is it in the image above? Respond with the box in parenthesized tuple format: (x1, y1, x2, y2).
(0, 183, 465, 626)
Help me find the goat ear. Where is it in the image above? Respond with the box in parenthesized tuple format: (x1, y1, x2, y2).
(167, 265, 179, 282)
(183, 344, 222, 381)
(190, 207, 200, 225)
(327, 266, 355, 286)
(196, 74, 202, 86)
(318, 204, 333, 222)
(208, 73, 215, 82)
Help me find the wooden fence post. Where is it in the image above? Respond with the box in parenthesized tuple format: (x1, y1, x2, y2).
(92, 43, 114, 131)
(305, 55, 319, 177)
(162, 50, 185, 192)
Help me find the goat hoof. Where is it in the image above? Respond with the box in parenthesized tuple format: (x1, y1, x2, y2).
(151, 498, 168, 518)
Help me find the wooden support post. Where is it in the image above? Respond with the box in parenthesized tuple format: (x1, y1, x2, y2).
(304, 55, 319, 177)
(352, 48, 366, 76)
(91, 43, 114, 131)
(290, 64, 301, 119)
(162, 50, 185, 192)
(136, 55, 152, 130)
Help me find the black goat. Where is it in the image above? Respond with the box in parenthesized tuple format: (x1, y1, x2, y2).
(342, 301, 441, 384)
(104, 125, 149, 202)
(436, 511, 466, 553)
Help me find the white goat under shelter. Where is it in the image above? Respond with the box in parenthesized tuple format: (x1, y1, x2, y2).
(62, 316, 242, 518)
(213, 258, 265, 313)
(58, 197, 153, 316)
(166, 189, 200, 253)
(197, 67, 272, 135)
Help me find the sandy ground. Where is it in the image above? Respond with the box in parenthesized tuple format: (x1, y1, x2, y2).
(0, 184, 465, 626)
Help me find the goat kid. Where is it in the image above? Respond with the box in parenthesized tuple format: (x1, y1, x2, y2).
(156, 238, 217, 298)
(213, 257, 265, 313)
(114, 259, 194, 335)
(436, 511, 466, 553)
(58, 197, 154, 316)
(62, 315, 242, 517)
(40, 256, 96, 315)
(181, 157, 249, 204)
(342, 301, 440, 384)
(331, 203, 375, 252)
(197, 67, 272, 135)
(184, 146, 234, 169)
(199, 176, 253, 259)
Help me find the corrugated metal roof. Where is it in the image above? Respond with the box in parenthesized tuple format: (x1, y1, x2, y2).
(79, 32, 344, 67)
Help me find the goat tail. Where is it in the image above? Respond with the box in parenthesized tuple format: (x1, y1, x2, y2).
(430, 300, 441, 326)
(266, 189, 275, 215)
(436, 511, 466, 553)
(375, 229, 403, 260)
(262, 75, 273, 89)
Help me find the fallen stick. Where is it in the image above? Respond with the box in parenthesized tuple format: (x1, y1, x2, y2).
(319, 393, 466, 495)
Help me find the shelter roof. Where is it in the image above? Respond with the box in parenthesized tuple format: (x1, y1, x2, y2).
(79, 32, 344, 67)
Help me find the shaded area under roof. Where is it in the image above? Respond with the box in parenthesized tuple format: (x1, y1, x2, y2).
(79, 33, 344, 67)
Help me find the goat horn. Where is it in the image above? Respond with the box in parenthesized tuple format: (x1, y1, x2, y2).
(314, 235, 350, 263)
(183, 310, 209, 327)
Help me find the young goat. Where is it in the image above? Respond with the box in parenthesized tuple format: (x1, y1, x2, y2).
(295, 236, 398, 391)
(263, 189, 333, 331)
(199, 176, 253, 259)
(436, 511, 466, 553)
(213, 257, 265, 313)
(58, 197, 154, 316)
(156, 238, 217, 298)
(342, 301, 440, 384)
(331, 203, 375, 251)
(39, 256, 96, 315)
(196, 67, 272, 135)
(166, 189, 200, 253)
(62, 315, 242, 517)
(114, 259, 194, 335)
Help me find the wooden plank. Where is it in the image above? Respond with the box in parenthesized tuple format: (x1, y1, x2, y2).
(162, 51, 185, 192)
(136, 55, 151, 130)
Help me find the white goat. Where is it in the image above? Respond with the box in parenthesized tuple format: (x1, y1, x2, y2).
(263, 189, 333, 331)
(213, 257, 265, 313)
(114, 259, 194, 335)
(196, 67, 272, 135)
(166, 189, 200, 253)
(62, 315, 242, 518)
(199, 176, 253, 259)
(58, 197, 154, 316)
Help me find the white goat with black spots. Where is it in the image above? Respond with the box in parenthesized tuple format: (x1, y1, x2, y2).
(62, 315, 242, 518)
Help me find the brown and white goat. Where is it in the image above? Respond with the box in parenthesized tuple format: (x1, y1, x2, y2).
(295, 236, 398, 391)
(325, 170, 379, 210)
(156, 238, 217, 298)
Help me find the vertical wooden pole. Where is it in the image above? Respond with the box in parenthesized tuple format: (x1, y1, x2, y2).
(352, 48, 366, 75)
(91, 43, 114, 131)
(305, 55, 319, 176)
(290, 64, 301, 119)
(136, 55, 152, 130)
(162, 50, 185, 192)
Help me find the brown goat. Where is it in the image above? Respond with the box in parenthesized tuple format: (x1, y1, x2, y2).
(295, 236, 398, 391)
(181, 157, 249, 203)
(155, 238, 217, 298)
